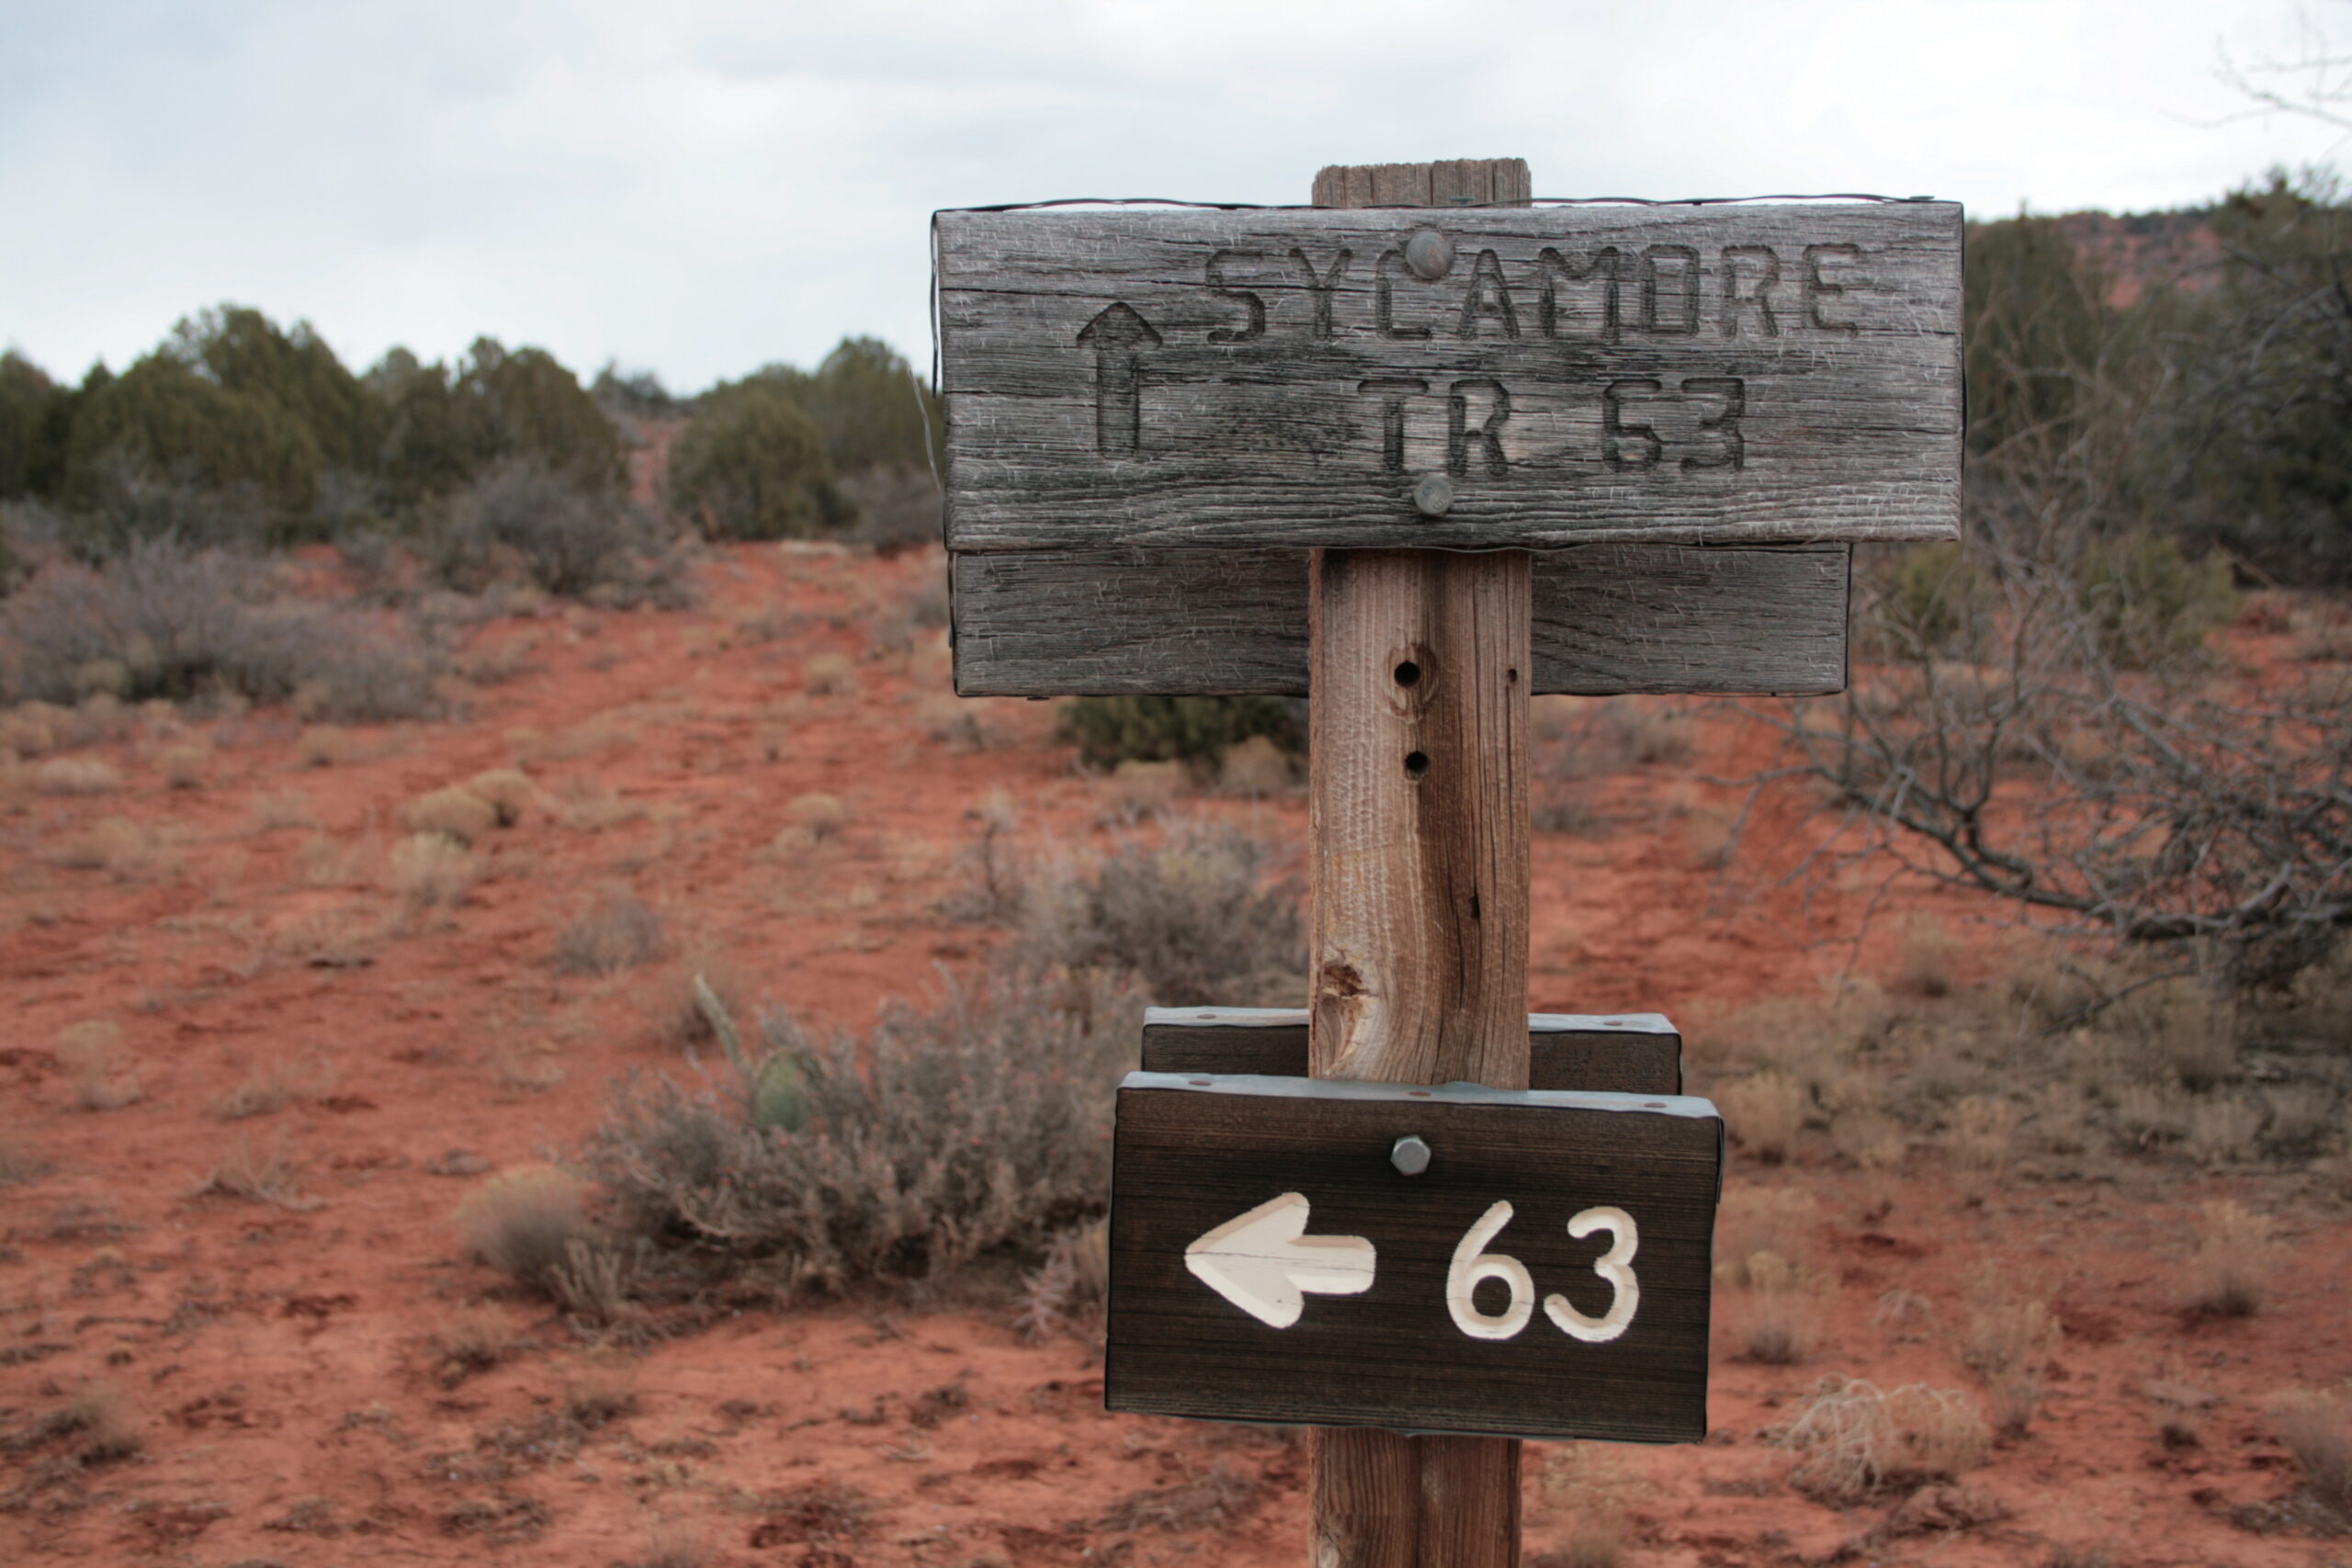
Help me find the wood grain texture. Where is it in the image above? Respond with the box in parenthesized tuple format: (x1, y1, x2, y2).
(948, 541, 1849, 697)
(1139, 1008, 1682, 1094)
(1103, 1075, 1722, 1441)
(1310, 548, 1531, 1090)
(934, 202, 1962, 551)
(1312, 159, 1532, 209)
(1307, 159, 1537, 1568)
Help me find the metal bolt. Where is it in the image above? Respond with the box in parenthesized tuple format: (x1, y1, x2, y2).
(1413, 473, 1453, 517)
(1390, 1134, 1431, 1176)
(1404, 227, 1454, 281)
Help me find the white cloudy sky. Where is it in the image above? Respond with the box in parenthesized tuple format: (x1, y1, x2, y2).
(3, 0, 2347, 392)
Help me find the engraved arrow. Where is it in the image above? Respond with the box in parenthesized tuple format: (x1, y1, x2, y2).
(1076, 301, 1161, 458)
(1183, 1192, 1376, 1329)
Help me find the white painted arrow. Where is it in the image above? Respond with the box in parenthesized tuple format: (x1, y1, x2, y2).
(1183, 1192, 1377, 1329)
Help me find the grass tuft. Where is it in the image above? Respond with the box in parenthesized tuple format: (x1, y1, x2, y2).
(554, 886, 666, 975)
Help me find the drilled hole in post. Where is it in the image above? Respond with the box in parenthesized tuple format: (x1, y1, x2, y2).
(1394, 660, 1421, 687)
(1404, 751, 1430, 779)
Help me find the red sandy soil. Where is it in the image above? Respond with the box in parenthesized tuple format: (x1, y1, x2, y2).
(2, 543, 2346, 1568)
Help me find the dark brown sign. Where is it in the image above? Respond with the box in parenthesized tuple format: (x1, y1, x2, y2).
(1105, 1073, 1722, 1442)
(935, 202, 1961, 553)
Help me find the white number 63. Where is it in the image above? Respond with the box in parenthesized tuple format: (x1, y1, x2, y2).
(1445, 1201, 1640, 1344)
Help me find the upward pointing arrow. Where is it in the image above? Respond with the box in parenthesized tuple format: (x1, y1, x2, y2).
(1184, 1192, 1377, 1329)
(1076, 302, 1161, 457)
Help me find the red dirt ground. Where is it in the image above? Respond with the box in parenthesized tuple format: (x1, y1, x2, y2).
(2, 543, 2346, 1567)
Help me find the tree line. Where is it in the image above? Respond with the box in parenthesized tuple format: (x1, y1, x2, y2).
(0, 310, 943, 567)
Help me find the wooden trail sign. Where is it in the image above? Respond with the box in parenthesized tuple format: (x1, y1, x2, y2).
(1139, 1006, 1682, 1095)
(934, 201, 1962, 553)
(1104, 1073, 1723, 1442)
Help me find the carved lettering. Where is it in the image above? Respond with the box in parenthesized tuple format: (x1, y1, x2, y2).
(1447, 378, 1510, 478)
(1803, 243, 1861, 334)
(1375, 249, 1432, 341)
(1535, 247, 1623, 343)
(1454, 249, 1521, 339)
(1603, 380, 1663, 471)
(1291, 247, 1353, 339)
(1679, 378, 1746, 470)
(1206, 250, 1267, 344)
(1639, 245, 1701, 335)
(1719, 246, 1781, 337)
(1359, 378, 1429, 472)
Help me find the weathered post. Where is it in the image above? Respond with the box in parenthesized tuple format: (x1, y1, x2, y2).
(1306, 156, 1533, 1568)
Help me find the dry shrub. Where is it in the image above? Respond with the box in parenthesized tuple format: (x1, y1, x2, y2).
(404, 785, 498, 845)
(157, 742, 210, 789)
(2113, 1082, 2192, 1151)
(1538, 1442, 1642, 1568)
(3, 536, 442, 718)
(1216, 734, 1295, 797)
(210, 1062, 317, 1121)
(1734, 1249, 1820, 1364)
(1016, 1217, 1110, 1341)
(1833, 1111, 1907, 1171)
(555, 886, 665, 975)
(2185, 1094, 2264, 1167)
(802, 652, 856, 696)
(389, 831, 478, 908)
(195, 1133, 320, 1209)
(2111, 975, 2237, 1090)
(1963, 1291, 2062, 1437)
(2184, 1199, 2284, 1316)
(299, 725, 357, 767)
(933, 788, 1028, 925)
(456, 1166, 596, 1292)
(1101, 759, 1184, 818)
(585, 964, 1136, 1295)
(37, 756, 121, 795)
(1717, 1072, 1805, 1165)
(0, 702, 62, 756)
(1017, 818, 1304, 1008)
(784, 792, 849, 840)
(1776, 1377, 1990, 1503)
(55, 1021, 140, 1111)
(53, 815, 173, 879)
(1946, 1096, 2019, 1187)
(556, 779, 646, 832)
(466, 768, 538, 827)
(1896, 916, 1960, 998)
(2267, 1387, 2352, 1518)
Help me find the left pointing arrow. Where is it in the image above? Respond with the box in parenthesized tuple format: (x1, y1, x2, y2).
(1184, 1192, 1376, 1329)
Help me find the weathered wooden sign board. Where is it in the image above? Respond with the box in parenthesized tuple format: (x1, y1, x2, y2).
(950, 540, 1847, 696)
(1141, 1006, 1682, 1094)
(1104, 1073, 1723, 1441)
(934, 202, 1962, 553)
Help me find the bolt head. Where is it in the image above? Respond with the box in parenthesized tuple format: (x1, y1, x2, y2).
(1390, 1134, 1432, 1176)
(1404, 227, 1454, 281)
(1413, 473, 1453, 517)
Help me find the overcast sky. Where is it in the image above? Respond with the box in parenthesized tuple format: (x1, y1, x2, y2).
(3, 0, 2346, 393)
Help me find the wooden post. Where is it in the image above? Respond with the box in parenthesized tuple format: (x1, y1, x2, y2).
(1308, 159, 1533, 1568)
